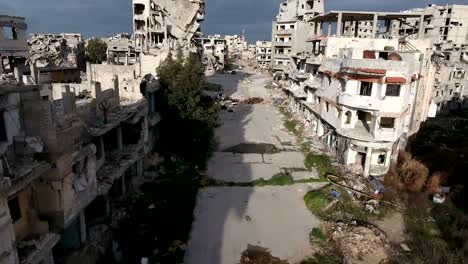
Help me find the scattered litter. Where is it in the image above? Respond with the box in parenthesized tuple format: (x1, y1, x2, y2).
(330, 189, 341, 199)
(400, 243, 411, 252)
(433, 193, 446, 204)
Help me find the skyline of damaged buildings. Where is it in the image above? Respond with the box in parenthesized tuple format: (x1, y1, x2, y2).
(272, 1, 468, 177)
(0, 0, 206, 262)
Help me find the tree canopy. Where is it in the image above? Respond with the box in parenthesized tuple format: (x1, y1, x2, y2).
(86, 38, 107, 63)
(156, 52, 219, 168)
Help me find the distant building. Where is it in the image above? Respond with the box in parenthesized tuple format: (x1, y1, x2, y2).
(255, 41, 272, 69)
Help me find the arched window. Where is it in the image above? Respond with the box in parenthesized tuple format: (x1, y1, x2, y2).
(345, 111, 352, 124)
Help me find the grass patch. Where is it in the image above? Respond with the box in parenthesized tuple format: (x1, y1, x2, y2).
(304, 188, 330, 219)
(304, 186, 371, 222)
(304, 152, 336, 178)
(252, 173, 295, 186)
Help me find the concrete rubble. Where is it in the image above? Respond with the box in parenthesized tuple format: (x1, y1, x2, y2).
(28, 33, 85, 69)
(331, 223, 391, 264)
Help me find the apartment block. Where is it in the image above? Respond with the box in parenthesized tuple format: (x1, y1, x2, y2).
(255, 41, 272, 69)
(196, 35, 229, 75)
(271, 0, 324, 78)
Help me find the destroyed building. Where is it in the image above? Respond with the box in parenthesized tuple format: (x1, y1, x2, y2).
(132, 0, 205, 75)
(197, 35, 228, 75)
(255, 41, 272, 70)
(0, 12, 164, 263)
(28, 34, 86, 70)
(272, 2, 468, 177)
(224, 34, 247, 59)
(103, 34, 138, 66)
(271, 0, 325, 79)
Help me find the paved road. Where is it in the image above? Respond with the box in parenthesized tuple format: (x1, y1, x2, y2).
(185, 72, 325, 264)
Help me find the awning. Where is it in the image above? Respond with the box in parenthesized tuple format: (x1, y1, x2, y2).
(385, 77, 407, 84)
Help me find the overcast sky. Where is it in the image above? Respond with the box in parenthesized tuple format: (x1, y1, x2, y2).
(1, 0, 466, 43)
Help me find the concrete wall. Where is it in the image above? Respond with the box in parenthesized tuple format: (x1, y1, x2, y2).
(0, 93, 22, 155)
(0, 197, 19, 264)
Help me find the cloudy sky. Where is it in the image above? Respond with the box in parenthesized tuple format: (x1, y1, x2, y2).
(1, 0, 466, 43)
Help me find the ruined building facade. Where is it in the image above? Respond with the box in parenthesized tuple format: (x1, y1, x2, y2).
(132, 0, 205, 75)
(0, 10, 166, 263)
(273, 3, 468, 177)
(196, 35, 228, 75)
(271, 0, 324, 78)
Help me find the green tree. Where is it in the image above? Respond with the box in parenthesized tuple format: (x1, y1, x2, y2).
(156, 52, 219, 168)
(86, 38, 107, 63)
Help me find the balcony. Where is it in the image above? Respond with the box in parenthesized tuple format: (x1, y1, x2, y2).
(274, 28, 294, 35)
(338, 93, 405, 112)
(273, 41, 292, 47)
(306, 54, 323, 65)
(17, 233, 60, 264)
(272, 64, 290, 71)
(338, 94, 381, 110)
(341, 59, 410, 75)
(290, 70, 308, 81)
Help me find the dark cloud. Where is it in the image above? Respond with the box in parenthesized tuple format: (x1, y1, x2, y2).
(1, 0, 466, 42)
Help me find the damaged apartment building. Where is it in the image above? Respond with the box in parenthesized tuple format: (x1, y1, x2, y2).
(196, 35, 228, 75)
(273, 2, 468, 178)
(0, 0, 206, 261)
(255, 41, 272, 70)
(132, 0, 205, 75)
(271, 0, 324, 78)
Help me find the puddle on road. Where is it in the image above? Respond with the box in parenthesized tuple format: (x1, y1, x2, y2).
(222, 143, 280, 154)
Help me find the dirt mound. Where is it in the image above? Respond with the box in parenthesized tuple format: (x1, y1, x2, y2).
(240, 245, 289, 264)
(242, 97, 264, 104)
(331, 223, 391, 264)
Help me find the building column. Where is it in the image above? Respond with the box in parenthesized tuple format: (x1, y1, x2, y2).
(125, 53, 129, 65)
(327, 22, 332, 36)
(336, 12, 343, 37)
(116, 126, 123, 151)
(79, 211, 87, 245)
(13, 64, 23, 83)
(372, 14, 378, 38)
(418, 15, 425, 39)
(363, 147, 373, 177)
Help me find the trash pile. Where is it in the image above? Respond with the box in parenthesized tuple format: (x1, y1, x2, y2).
(28, 34, 85, 68)
(331, 222, 391, 264)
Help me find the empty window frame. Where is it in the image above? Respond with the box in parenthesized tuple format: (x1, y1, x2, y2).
(380, 117, 395, 129)
(359, 82, 372, 96)
(385, 84, 401, 97)
(8, 196, 22, 223)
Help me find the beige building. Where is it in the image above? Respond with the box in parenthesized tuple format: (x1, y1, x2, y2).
(271, 0, 324, 78)
(196, 35, 228, 75)
(273, 4, 468, 177)
(0, 0, 206, 260)
(255, 41, 272, 69)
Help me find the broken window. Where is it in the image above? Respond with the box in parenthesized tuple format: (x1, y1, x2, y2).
(359, 82, 372, 96)
(134, 4, 145, 15)
(378, 154, 386, 165)
(2, 27, 17, 40)
(8, 196, 21, 223)
(0, 111, 7, 142)
(380, 117, 395, 129)
(135, 20, 145, 30)
(345, 111, 352, 124)
(385, 84, 401, 97)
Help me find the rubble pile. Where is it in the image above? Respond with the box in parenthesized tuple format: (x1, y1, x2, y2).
(331, 223, 391, 264)
(240, 245, 288, 264)
(28, 34, 85, 68)
(0, 73, 19, 86)
(242, 97, 264, 104)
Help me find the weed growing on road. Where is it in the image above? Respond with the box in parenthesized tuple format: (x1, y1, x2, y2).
(252, 173, 295, 186)
(304, 152, 336, 178)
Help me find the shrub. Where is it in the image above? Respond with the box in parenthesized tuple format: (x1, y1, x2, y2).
(305, 152, 336, 177)
(398, 152, 429, 192)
